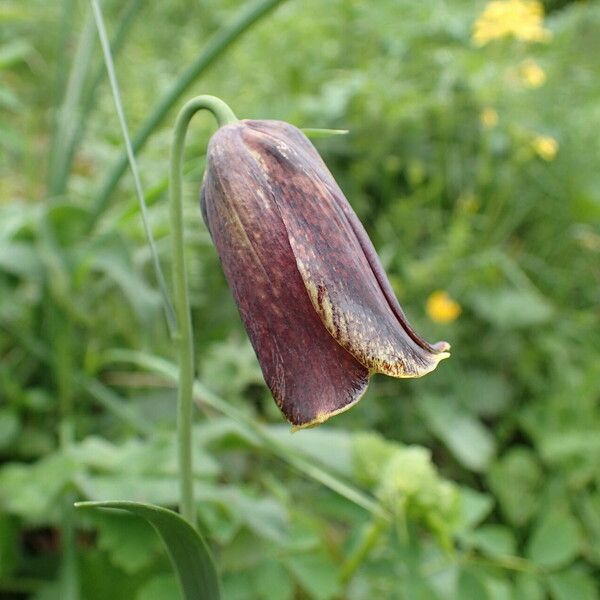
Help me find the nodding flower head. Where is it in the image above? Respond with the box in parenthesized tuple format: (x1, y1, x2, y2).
(201, 119, 450, 429)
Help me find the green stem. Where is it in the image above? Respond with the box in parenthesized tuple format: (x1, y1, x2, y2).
(90, 0, 177, 334)
(170, 95, 237, 527)
(339, 513, 388, 585)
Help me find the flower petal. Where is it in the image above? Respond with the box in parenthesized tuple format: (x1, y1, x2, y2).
(241, 120, 449, 378)
(201, 125, 369, 428)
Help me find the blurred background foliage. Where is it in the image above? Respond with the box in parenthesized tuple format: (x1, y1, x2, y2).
(0, 0, 599, 598)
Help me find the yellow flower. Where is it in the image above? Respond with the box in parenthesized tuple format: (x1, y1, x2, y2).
(519, 59, 546, 87)
(532, 135, 558, 160)
(426, 291, 462, 324)
(480, 107, 499, 129)
(473, 0, 552, 46)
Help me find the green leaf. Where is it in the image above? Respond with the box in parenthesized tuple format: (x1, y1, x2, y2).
(419, 396, 496, 472)
(547, 568, 599, 600)
(458, 370, 512, 418)
(0, 39, 30, 69)
(89, 236, 160, 322)
(136, 575, 179, 600)
(0, 408, 19, 450)
(487, 447, 542, 526)
(226, 491, 288, 543)
(456, 487, 494, 531)
(469, 288, 553, 329)
(253, 560, 294, 600)
(458, 569, 490, 600)
(514, 573, 545, 600)
(301, 128, 349, 138)
(0, 241, 42, 278)
(93, 511, 161, 574)
(271, 426, 354, 477)
(284, 550, 341, 600)
(0, 452, 79, 520)
(465, 525, 517, 557)
(79, 548, 146, 600)
(527, 510, 580, 569)
(483, 577, 513, 600)
(104, 349, 386, 519)
(76, 501, 221, 600)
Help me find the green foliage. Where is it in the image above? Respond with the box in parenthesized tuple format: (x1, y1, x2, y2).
(76, 502, 221, 600)
(0, 0, 599, 598)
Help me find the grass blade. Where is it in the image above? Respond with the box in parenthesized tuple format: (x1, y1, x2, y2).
(302, 128, 350, 138)
(90, 0, 176, 335)
(89, 0, 288, 226)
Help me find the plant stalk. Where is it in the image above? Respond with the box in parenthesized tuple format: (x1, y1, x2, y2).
(170, 95, 237, 527)
(90, 0, 176, 334)
(339, 513, 388, 585)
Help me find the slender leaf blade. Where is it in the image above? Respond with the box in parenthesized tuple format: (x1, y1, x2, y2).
(301, 128, 349, 138)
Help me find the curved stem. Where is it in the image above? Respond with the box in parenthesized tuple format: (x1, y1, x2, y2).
(170, 95, 237, 527)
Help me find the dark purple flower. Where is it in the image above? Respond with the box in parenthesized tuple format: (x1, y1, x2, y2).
(201, 120, 450, 429)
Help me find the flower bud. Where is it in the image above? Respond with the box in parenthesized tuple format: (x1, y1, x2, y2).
(201, 120, 449, 428)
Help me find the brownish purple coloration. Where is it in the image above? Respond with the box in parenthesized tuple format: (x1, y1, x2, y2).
(201, 120, 450, 428)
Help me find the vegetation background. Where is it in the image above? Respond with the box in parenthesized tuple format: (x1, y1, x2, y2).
(0, 0, 599, 598)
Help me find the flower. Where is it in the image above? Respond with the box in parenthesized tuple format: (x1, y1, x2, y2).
(201, 120, 450, 428)
(532, 135, 558, 160)
(519, 58, 546, 87)
(480, 107, 499, 129)
(426, 291, 462, 324)
(472, 0, 552, 46)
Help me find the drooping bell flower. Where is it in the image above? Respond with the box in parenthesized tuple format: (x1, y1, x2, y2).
(201, 119, 450, 429)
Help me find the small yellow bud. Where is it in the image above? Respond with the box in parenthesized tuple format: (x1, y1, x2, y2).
(532, 135, 558, 161)
(426, 291, 462, 324)
(520, 59, 546, 87)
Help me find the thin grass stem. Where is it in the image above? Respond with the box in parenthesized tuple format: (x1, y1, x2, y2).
(90, 0, 176, 335)
(58, 0, 145, 193)
(89, 0, 287, 227)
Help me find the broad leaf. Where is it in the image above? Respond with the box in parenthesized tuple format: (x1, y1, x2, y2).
(469, 288, 553, 329)
(76, 501, 221, 600)
(419, 396, 495, 472)
(526, 509, 580, 569)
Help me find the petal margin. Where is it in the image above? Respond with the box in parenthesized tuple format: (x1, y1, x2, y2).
(202, 125, 370, 428)
(242, 120, 450, 378)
